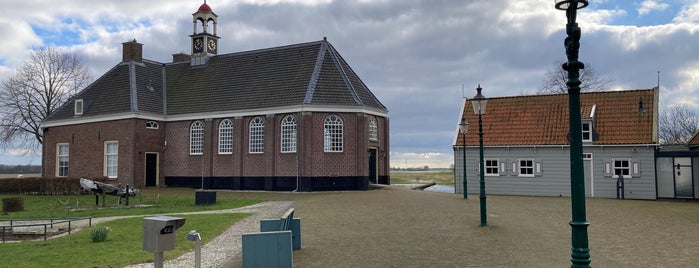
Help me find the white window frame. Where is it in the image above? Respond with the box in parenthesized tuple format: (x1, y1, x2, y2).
(146, 121, 159, 129)
(218, 119, 233, 154)
(582, 121, 592, 142)
(104, 141, 118, 179)
(74, 99, 83, 115)
(57, 143, 69, 177)
(518, 158, 535, 177)
(190, 121, 204, 155)
(369, 117, 378, 141)
(281, 115, 297, 153)
(324, 115, 343, 152)
(484, 158, 499, 176)
(249, 117, 265, 153)
(613, 159, 631, 179)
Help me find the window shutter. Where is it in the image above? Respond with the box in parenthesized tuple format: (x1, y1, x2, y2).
(534, 160, 542, 176)
(604, 159, 612, 177)
(510, 161, 518, 176)
(631, 159, 641, 178)
(499, 161, 507, 176)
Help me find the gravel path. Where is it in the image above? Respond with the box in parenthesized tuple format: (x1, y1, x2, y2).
(123, 200, 293, 268)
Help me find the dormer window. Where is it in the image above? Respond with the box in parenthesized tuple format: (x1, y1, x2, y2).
(582, 121, 592, 142)
(74, 99, 84, 115)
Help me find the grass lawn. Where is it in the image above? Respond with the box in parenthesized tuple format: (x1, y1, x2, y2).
(389, 170, 454, 185)
(0, 188, 259, 218)
(2, 214, 248, 267)
(0, 188, 260, 267)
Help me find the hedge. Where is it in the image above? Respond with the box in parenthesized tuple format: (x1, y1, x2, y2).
(0, 177, 108, 195)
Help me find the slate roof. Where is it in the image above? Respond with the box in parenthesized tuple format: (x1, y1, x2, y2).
(456, 88, 658, 146)
(45, 60, 165, 121)
(44, 39, 386, 124)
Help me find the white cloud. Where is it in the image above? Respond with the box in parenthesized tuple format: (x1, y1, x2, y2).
(1, 0, 698, 168)
(582, 9, 628, 25)
(674, 2, 699, 23)
(637, 0, 670, 16)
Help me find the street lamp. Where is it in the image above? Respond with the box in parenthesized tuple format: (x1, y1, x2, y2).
(554, 1, 591, 267)
(459, 118, 469, 199)
(471, 85, 487, 227)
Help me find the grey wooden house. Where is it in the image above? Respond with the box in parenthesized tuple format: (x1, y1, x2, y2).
(453, 88, 659, 199)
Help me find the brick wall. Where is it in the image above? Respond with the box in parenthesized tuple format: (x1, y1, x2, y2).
(42, 119, 166, 186)
(164, 120, 205, 177)
(309, 112, 360, 177)
(43, 111, 389, 190)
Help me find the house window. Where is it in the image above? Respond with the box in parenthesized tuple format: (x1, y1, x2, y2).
(57, 143, 69, 177)
(190, 121, 204, 155)
(218, 119, 233, 154)
(519, 159, 535, 177)
(281, 115, 297, 153)
(369, 117, 378, 141)
(74, 99, 83, 115)
(249, 117, 265, 153)
(324, 115, 343, 152)
(485, 159, 499, 176)
(613, 159, 631, 179)
(104, 141, 118, 178)
(582, 121, 592, 142)
(146, 121, 159, 129)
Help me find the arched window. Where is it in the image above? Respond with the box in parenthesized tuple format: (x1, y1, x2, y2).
(324, 115, 343, 152)
(249, 117, 265, 153)
(146, 121, 159, 129)
(369, 117, 378, 141)
(281, 115, 297, 153)
(218, 119, 233, 154)
(190, 121, 204, 155)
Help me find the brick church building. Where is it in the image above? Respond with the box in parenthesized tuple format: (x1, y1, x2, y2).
(41, 2, 390, 191)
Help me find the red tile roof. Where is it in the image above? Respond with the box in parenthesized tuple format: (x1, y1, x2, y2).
(689, 132, 699, 146)
(457, 88, 658, 146)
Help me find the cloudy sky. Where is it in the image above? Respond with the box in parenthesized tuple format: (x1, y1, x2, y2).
(1, 0, 698, 168)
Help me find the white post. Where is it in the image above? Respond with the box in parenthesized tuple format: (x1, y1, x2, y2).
(194, 234, 201, 268)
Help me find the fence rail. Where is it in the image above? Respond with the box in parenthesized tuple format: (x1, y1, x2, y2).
(0, 217, 92, 243)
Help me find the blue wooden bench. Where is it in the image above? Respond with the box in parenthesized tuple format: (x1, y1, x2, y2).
(242, 208, 302, 268)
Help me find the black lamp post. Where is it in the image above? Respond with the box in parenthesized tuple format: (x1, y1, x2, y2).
(554, 1, 591, 267)
(471, 85, 488, 227)
(459, 118, 469, 199)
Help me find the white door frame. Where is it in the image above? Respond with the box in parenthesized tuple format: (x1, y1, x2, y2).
(583, 153, 594, 197)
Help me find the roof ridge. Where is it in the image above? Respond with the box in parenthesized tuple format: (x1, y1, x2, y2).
(484, 88, 656, 100)
(325, 41, 362, 105)
(128, 61, 138, 112)
(303, 41, 327, 104)
(205, 40, 325, 60)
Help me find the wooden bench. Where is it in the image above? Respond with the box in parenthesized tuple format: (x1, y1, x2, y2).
(242, 208, 302, 268)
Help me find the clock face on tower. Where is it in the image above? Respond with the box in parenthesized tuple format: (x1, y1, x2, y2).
(207, 39, 217, 54)
(193, 37, 204, 53)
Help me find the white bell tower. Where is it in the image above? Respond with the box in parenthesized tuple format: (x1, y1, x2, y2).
(190, 1, 220, 65)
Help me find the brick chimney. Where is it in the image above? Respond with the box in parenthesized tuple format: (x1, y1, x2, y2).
(122, 39, 143, 63)
(172, 53, 191, 63)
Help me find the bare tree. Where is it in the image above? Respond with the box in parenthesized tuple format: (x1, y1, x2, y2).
(0, 47, 91, 150)
(538, 60, 614, 94)
(659, 104, 699, 145)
